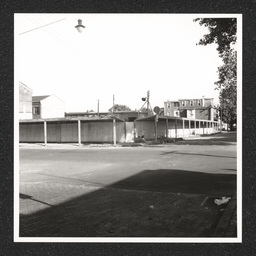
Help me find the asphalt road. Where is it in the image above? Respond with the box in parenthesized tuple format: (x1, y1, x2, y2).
(19, 132, 237, 238)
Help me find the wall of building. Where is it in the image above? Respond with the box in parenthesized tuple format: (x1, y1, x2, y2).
(19, 123, 44, 142)
(164, 101, 179, 116)
(40, 95, 65, 119)
(195, 109, 209, 120)
(179, 99, 204, 109)
(19, 82, 32, 119)
(135, 120, 155, 139)
(203, 98, 213, 107)
(81, 121, 111, 142)
(176, 107, 213, 121)
(81, 121, 125, 143)
(19, 118, 219, 143)
(164, 98, 215, 121)
(136, 118, 219, 140)
(20, 119, 126, 143)
(32, 102, 40, 119)
(47, 121, 78, 142)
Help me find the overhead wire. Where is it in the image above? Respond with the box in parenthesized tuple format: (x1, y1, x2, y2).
(37, 17, 74, 49)
(29, 18, 69, 49)
(19, 18, 66, 35)
(30, 17, 83, 57)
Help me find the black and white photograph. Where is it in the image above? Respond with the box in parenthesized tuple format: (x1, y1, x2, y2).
(14, 13, 242, 243)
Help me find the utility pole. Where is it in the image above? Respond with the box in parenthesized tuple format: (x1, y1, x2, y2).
(140, 90, 152, 117)
(97, 99, 100, 117)
(112, 95, 115, 113)
(220, 106, 223, 131)
(147, 90, 150, 116)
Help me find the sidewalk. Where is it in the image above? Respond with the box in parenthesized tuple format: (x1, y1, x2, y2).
(212, 194, 237, 237)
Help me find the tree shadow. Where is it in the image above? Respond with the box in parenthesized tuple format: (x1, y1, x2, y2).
(175, 139, 236, 146)
(174, 132, 237, 146)
(161, 151, 236, 159)
(221, 168, 237, 172)
(20, 169, 236, 238)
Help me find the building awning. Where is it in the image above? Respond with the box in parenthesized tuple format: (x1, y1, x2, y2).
(136, 115, 181, 121)
(136, 115, 217, 123)
(19, 116, 125, 123)
(32, 95, 50, 102)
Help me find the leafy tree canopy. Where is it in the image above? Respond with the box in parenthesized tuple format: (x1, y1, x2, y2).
(195, 18, 237, 129)
(215, 49, 237, 91)
(109, 104, 131, 112)
(194, 18, 237, 56)
(219, 84, 237, 130)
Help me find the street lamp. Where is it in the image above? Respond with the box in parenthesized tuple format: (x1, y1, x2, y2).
(75, 19, 85, 33)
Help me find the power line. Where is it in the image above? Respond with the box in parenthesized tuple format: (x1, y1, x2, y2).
(37, 17, 74, 49)
(27, 17, 82, 58)
(19, 18, 66, 35)
(30, 18, 70, 49)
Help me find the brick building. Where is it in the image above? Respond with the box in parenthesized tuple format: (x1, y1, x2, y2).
(164, 97, 217, 121)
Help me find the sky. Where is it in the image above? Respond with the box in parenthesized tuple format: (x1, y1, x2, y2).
(15, 13, 225, 112)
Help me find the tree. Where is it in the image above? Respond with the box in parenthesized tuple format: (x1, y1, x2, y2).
(215, 48, 237, 129)
(140, 107, 153, 115)
(194, 18, 237, 56)
(194, 18, 237, 130)
(219, 85, 237, 130)
(108, 104, 131, 112)
(215, 49, 237, 90)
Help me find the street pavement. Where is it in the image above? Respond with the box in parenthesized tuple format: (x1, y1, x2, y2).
(18, 132, 237, 238)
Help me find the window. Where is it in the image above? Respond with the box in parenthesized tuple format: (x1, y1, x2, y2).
(181, 101, 185, 106)
(174, 102, 179, 107)
(188, 109, 195, 118)
(33, 106, 40, 115)
(190, 101, 193, 106)
(167, 103, 171, 108)
(198, 100, 201, 106)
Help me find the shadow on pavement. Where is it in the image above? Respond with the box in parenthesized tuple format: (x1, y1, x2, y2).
(109, 169, 236, 195)
(20, 168, 236, 238)
(161, 151, 236, 159)
(175, 132, 237, 146)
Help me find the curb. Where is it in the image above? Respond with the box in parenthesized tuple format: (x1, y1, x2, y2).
(212, 195, 237, 237)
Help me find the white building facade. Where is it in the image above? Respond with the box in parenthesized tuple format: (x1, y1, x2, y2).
(32, 95, 65, 119)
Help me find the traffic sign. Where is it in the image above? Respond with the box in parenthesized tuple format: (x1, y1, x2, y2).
(153, 106, 160, 114)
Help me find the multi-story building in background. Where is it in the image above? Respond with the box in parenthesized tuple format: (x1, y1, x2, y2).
(19, 82, 33, 120)
(164, 97, 218, 121)
(164, 101, 180, 117)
